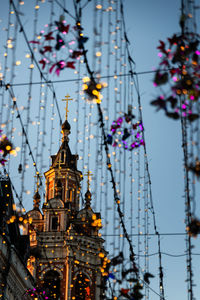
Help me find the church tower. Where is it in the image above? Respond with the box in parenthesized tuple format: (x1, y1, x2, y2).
(24, 98, 106, 300)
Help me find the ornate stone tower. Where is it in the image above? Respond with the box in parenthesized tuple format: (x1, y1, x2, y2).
(24, 109, 106, 300)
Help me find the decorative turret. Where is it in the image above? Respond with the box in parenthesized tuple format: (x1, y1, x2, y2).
(74, 171, 102, 237)
(23, 188, 43, 251)
(61, 119, 71, 142)
(33, 190, 41, 210)
(85, 189, 92, 208)
(84, 170, 92, 208)
(24, 174, 43, 233)
(44, 94, 82, 212)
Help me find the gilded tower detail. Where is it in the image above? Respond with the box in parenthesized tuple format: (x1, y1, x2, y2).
(24, 115, 106, 300)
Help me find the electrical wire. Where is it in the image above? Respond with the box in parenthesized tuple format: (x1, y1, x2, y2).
(1, 68, 174, 87)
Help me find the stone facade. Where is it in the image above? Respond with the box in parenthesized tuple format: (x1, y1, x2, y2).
(0, 175, 35, 300)
(0, 235, 34, 300)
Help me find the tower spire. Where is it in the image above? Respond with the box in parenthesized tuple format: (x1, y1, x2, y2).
(61, 94, 73, 142)
(85, 170, 93, 191)
(62, 94, 73, 121)
(84, 171, 93, 207)
(33, 172, 42, 209)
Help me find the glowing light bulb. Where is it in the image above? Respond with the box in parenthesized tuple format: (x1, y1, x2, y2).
(96, 51, 102, 57)
(82, 84, 88, 90)
(7, 44, 13, 49)
(82, 76, 90, 83)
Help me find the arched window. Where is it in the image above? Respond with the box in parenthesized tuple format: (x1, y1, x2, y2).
(51, 216, 59, 231)
(43, 270, 61, 299)
(67, 189, 73, 201)
(74, 273, 91, 300)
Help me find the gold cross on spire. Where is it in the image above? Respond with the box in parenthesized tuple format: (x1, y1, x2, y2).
(84, 170, 93, 191)
(34, 172, 42, 192)
(62, 94, 73, 120)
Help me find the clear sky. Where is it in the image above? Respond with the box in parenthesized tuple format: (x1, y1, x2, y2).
(1, 0, 200, 299)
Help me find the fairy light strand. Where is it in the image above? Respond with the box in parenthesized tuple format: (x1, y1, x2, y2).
(75, 60, 81, 155)
(180, 1, 194, 298)
(35, 77, 43, 189)
(4, 83, 44, 194)
(20, 0, 39, 206)
(104, 0, 112, 249)
(0, 0, 11, 127)
(5, 1, 20, 141)
(119, 0, 165, 298)
(10, 0, 63, 127)
(92, 0, 100, 212)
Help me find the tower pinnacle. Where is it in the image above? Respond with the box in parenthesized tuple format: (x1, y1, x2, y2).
(85, 170, 93, 191)
(62, 94, 73, 121)
(61, 94, 73, 142)
(84, 171, 93, 207)
(33, 173, 42, 209)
